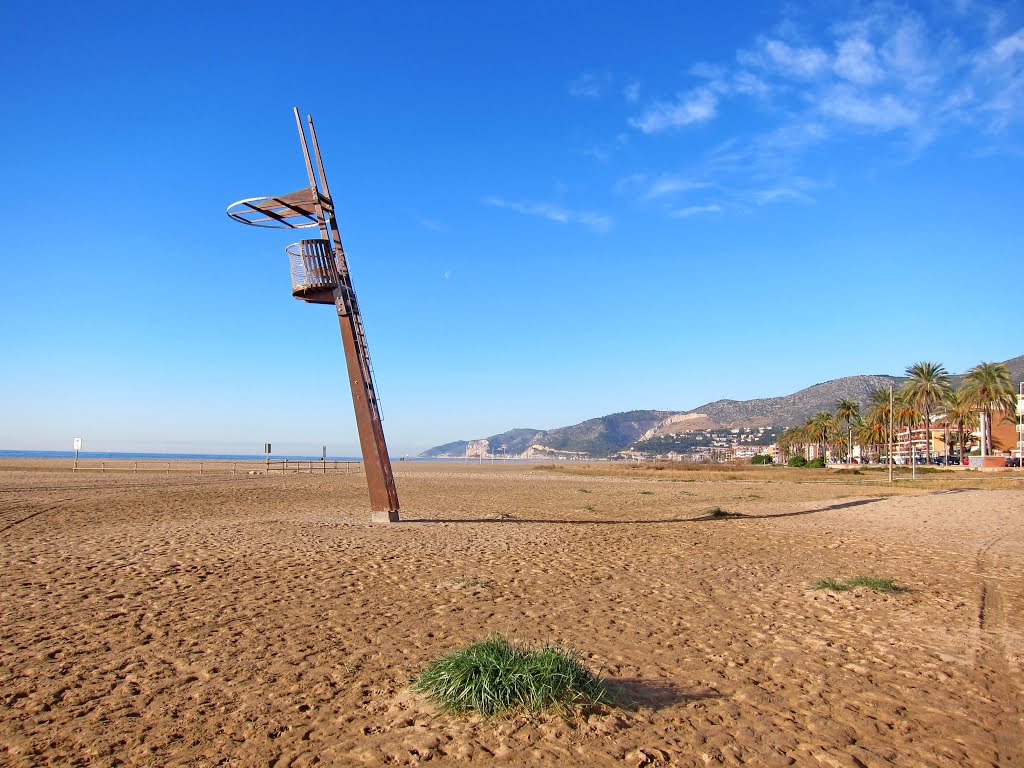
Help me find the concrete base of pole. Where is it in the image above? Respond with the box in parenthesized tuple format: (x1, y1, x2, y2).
(371, 511, 401, 524)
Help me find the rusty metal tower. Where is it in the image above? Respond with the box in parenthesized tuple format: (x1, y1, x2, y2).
(227, 108, 400, 522)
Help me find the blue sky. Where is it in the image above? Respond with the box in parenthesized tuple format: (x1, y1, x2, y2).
(2, 1, 1022, 456)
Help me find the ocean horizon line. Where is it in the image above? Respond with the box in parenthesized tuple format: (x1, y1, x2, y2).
(0, 449, 363, 462)
(0, 450, 505, 463)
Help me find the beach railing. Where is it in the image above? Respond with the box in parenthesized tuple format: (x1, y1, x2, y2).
(70, 459, 362, 475)
(265, 459, 362, 474)
(72, 461, 282, 475)
(73, 460, 220, 474)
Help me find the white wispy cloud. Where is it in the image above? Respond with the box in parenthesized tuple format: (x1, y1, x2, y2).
(757, 121, 830, 152)
(582, 145, 611, 163)
(834, 36, 884, 84)
(740, 38, 831, 79)
(972, 25, 1024, 128)
(992, 27, 1024, 61)
(608, 3, 1023, 219)
(418, 218, 448, 232)
(731, 70, 771, 96)
(576, 212, 614, 232)
(671, 204, 722, 217)
(613, 172, 712, 201)
(628, 4, 1024, 142)
(881, 19, 940, 93)
(642, 175, 711, 200)
(753, 187, 815, 205)
(568, 72, 607, 99)
(819, 86, 919, 129)
(629, 88, 718, 133)
(483, 196, 612, 233)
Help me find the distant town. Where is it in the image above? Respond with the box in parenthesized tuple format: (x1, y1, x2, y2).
(624, 427, 783, 463)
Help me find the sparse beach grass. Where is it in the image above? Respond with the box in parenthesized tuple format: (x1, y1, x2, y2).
(411, 635, 610, 717)
(704, 506, 732, 518)
(451, 577, 492, 589)
(811, 576, 906, 593)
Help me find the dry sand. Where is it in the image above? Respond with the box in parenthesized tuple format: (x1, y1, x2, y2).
(1, 459, 1022, 767)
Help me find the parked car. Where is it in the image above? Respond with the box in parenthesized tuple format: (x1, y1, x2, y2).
(1007, 457, 1022, 468)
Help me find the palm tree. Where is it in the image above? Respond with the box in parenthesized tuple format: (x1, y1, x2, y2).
(827, 424, 848, 462)
(864, 386, 894, 462)
(777, 425, 807, 462)
(962, 361, 1016, 456)
(893, 390, 922, 464)
(939, 387, 978, 462)
(856, 417, 886, 462)
(902, 361, 951, 464)
(805, 411, 836, 463)
(835, 398, 860, 463)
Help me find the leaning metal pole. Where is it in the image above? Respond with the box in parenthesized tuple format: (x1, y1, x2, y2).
(293, 109, 401, 520)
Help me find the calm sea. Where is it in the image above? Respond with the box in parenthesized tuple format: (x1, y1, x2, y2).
(0, 450, 362, 462)
(0, 450, 528, 462)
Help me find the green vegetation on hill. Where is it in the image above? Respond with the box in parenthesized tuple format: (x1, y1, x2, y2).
(540, 411, 677, 457)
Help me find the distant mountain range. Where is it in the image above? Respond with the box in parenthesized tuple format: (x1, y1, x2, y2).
(420, 355, 1024, 459)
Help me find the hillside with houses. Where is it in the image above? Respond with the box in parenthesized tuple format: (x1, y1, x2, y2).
(421, 355, 1023, 463)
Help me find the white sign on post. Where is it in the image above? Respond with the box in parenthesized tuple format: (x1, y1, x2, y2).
(73, 437, 82, 451)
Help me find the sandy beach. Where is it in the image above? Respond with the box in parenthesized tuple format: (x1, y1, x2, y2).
(1, 459, 1022, 766)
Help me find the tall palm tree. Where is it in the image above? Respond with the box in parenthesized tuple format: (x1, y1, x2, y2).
(805, 411, 836, 463)
(962, 361, 1016, 456)
(939, 387, 978, 462)
(835, 398, 860, 463)
(902, 361, 951, 464)
(856, 417, 887, 462)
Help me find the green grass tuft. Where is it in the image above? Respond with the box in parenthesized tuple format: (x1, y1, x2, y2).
(811, 578, 848, 591)
(844, 576, 905, 592)
(705, 506, 731, 518)
(451, 577, 492, 588)
(639, 491, 654, 495)
(411, 635, 610, 717)
(812, 576, 906, 593)
(577, 488, 591, 493)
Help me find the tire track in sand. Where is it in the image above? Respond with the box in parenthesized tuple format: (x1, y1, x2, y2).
(0, 476, 252, 535)
(0, 498, 79, 535)
(976, 535, 1023, 767)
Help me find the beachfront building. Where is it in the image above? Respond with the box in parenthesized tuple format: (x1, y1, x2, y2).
(732, 445, 773, 461)
(890, 426, 942, 464)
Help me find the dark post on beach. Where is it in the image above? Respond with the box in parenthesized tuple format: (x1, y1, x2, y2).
(227, 110, 401, 521)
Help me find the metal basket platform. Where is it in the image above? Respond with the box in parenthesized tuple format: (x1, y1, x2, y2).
(286, 239, 338, 303)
